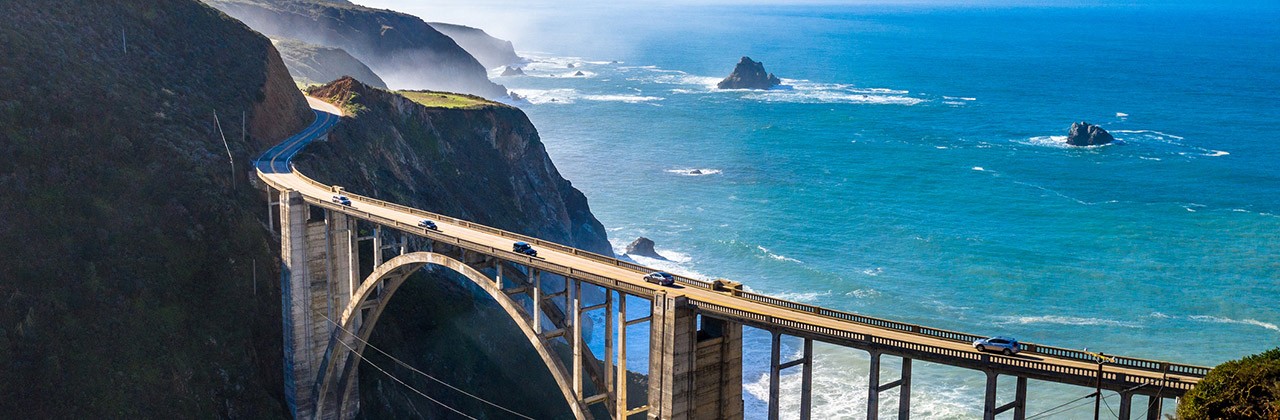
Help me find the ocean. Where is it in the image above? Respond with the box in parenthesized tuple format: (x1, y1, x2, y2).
(489, 4, 1278, 418)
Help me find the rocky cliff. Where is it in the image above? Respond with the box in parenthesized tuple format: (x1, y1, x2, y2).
(428, 22, 523, 69)
(0, 0, 311, 416)
(272, 38, 388, 89)
(300, 77, 611, 254)
(297, 77, 613, 418)
(203, 0, 508, 98)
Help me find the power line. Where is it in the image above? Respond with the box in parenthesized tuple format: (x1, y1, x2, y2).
(1102, 393, 1118, 418)
(331, 334, 478, 420)
(317, 312, 537, 420)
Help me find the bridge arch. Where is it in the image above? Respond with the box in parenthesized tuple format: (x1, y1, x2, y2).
(313, 251, 587, 419)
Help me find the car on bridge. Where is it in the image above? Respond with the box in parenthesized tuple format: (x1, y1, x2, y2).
(331, 195, 352, 206)
(973, 336, 1021, 355)
(512, 241, 538, 257)
(644, 271, 676, 286)
(418, 219, 438, 231)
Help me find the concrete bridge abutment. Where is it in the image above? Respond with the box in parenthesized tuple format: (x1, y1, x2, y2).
(648, 290, 745, 420)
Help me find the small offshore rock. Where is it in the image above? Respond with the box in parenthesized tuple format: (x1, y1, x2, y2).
(717, 56, 781, 90)
(1066, 121, 1115, 146)
(689, 169, 703, 175)
(566, 63, 575, 68)
(573, 71, 585, 77)
(500, 66, 525, 76)
(626, 237, 667, 260)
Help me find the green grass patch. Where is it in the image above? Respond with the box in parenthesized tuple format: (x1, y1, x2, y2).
(398, 90, 496, 109)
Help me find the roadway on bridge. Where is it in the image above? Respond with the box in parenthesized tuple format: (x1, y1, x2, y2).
(259, 98, 1200, 393)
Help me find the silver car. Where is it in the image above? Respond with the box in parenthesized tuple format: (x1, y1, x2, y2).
(973, 336, 1020, 355)
(644, 272, 675, 286)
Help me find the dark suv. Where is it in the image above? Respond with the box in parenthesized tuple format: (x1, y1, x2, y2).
(418, 219, 438, 231)
(512, 241, 538, 257)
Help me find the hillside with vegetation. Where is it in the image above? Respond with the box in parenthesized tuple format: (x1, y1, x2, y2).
(203, 0, 509, 98)
(272, 38, 387, 89)
(428, 22, 523, 69)
(1179, 347, 1280, 420)
(0, 0, 311, 416)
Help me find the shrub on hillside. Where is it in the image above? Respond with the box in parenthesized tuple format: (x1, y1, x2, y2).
(1178, 347, 1280, 420)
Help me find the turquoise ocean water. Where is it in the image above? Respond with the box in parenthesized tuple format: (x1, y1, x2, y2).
(492, 4, 1278, 418)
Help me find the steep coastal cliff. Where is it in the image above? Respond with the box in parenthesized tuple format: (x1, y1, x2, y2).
(203, 0, 508, 98)
(300, 77, 611, 254)
(272, 38, 388, 89)
(0, 0, 310, 416)
(297, 78, 613, 418)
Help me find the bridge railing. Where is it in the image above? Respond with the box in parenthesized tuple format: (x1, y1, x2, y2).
(278, 168, 1210, 380)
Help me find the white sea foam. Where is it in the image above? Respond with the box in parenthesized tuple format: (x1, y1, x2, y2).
(994, 315, 1142, 328)
(846, 288, 880, 299)
(770, 290, 832, 302)
(971, 166, 985, 171)
(1116, 112, 1129, 119)
(943, 96, 977, 101)
(580, 94, 663, 103)
(1149, 312, 1171, 319)
(756, 245, 803, 264)
(1205, 150, 1230, 157)
(1189, 315, 1280, 332)
(861, 267, 884, 276)
(743, 90, 925, 105)
(666, 168, 722, 176)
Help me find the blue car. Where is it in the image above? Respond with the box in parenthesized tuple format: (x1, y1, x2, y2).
(973, 336, 1020, 355)
(512, 241, 538, 257)
(331, 195, 352, 206)
(418, 219, 438, 231)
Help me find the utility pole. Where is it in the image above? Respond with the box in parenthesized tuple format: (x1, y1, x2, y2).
(1084, 349, 1115, 420)
(214, 111, 234, 190)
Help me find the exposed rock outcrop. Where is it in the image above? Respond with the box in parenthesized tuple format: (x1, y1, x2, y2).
(203, 0, 508, 98)
(303, 77, 612, 254)
(626, 237, 667, 260)
(500, 66, 525, 76)
(428, 22, 523, 69)
(718, 56, 781, 90)
(271, 38, 388, 88)
(1066, 121, 1115, 146)
(573, 71, 585, 77)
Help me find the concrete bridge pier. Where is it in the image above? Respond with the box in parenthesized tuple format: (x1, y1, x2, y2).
(278, 190, 361, 419)
(866, 350, 913, 420)
(981, 371, 1027, 420)
(648, 292, 744, 420)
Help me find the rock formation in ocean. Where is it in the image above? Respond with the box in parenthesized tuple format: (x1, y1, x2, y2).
(573, 71, 585, 77)
(500, 66, 525, 76)
(566, 63, 575, 68)
(717, 56, 782, 89)
(427, 22, 523, 69)
(626, 237, 667, 260)
(1066, 121, 1115, 146)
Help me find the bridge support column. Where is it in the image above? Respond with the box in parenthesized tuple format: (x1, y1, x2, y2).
(1145, 394, 1163, 420)
(867, 352, 913, 420)
(278, 190, 361, 419)
(648, 292, 743, 420)
(982, 372, 1026, 420)
(1118, 392, 1132, 420)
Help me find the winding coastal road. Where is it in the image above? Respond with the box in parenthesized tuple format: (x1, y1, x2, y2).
(257, 98, 1205, 407)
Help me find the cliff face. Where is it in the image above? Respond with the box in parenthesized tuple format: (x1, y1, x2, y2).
(272, 38, 388, 89)
(0, 0, 310, 416)
(428, 22, 523, 69)
(301, 78, 611, 255)
(295, 78, 613, 418)
(203, 0, 508, 98)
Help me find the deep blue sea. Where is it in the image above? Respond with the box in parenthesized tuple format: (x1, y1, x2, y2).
(487, 4, 1278, 418)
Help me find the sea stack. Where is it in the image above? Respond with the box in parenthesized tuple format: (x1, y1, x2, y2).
(500, 66, 525, 76)
(573, 71, 585, 77)
(1066, 122, 1115, 146)
(626, 237, 667, 260)
(717, 56, 781, 90)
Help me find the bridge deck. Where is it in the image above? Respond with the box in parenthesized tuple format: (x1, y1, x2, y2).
(258, 99, 1206, 398)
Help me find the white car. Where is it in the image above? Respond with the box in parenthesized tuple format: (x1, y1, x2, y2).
(973, 336, 1020, 355)
(331, 195, 352, 206)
